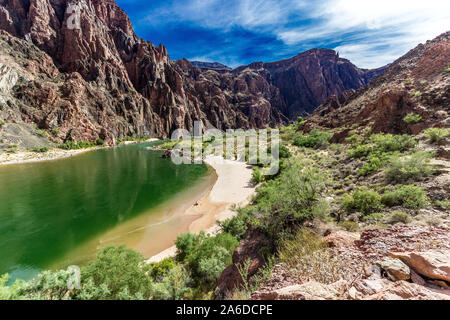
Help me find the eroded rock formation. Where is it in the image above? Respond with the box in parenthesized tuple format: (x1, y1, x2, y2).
(0, 0, 384, 145)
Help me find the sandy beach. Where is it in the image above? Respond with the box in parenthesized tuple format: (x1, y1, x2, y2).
(147, 156, 256, 263)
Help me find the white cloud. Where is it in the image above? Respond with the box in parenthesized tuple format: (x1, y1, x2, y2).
(277, 0, 450, 67)
(142, 0, 450, 68)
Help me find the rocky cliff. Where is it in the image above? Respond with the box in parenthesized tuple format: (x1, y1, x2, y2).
(303, 32, 450, 139)
(263, 49, 387, 118)
(0, 0, 384, 145)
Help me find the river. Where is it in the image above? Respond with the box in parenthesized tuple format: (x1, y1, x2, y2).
(0, 142, 215, 281)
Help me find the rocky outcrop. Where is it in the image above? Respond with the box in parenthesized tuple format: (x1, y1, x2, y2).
(215, 228, 273, 299)
(391, 250, 450, 283)
(250, 226, 450, 300)
(252, 278, 450, 300)
(264, 50, 386, 118)
(376, 258, 411, 282)
(303, 32, 450, 138)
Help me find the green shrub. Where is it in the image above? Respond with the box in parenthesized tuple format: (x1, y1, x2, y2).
(382, 185, 428, 209)
(252, 168, 263, 184)
(179, 232, 238, 285)
(387, 211, 410, 224)
(358, 156, 383, 176)
(59, 140, 96, 150)
(254, 158, 328, 241)
(29, 146, 49, 153)
(0, 120, 5, 129)
(423, 128, 450, 145)
(33, 129, 46, 138)
(175, 233, 202, 263)
(81, 246, 152, 300)
(340, 221, 358, 232)
(278, 145, 292, 159)
(345, 131, 364, 146)
(218, 208, 252, 240)
(385, 152, 434, 183)
(150, 265, 191, 300)
(369, 134, 417, 153)
(403, 113, 422, 124)
(6, 145, 17, 153)
(148, 258, 176, 280)
(348, 144, 373, 158)
(293, 130, 332, 149)
(96, 138, 105, 146)
(342, 189, 383, 215)
(435, 200, 450, 210)
(51, 128, 60, 136)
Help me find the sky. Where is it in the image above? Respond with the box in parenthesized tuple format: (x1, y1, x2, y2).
(115, 0, 450, 69)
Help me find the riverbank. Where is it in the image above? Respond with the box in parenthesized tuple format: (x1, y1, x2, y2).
(0, 139, 160, 166)
(147, 156, 257, 263)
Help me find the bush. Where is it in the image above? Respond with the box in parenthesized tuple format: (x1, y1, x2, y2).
(403, 113, 422, 124)
(148, 258, 176, 280)
(293, 130, 332, 149)
(385, 152, 434, 183)
(348, 144, 373, 158)
(369, 134, 416, 153)
(340, 221, 358, 232)
(387, 211, 410, 224)
(81, 246, 152, 300)
(358, 156, 383, 176)
(382, 185, 428, 209)
(254, 158, 328, 241)
(59, 140, 96, 150)
(342, 189, 383, 215)
(150, 265, 192, 300)
(0, 120, 5, 129)
(252, 168, 263, 184)
(29, 146, 49, 153)
(278, 229, 348, 284)
(96, 138, 105, 146)
(180, 232, 238, 285)
(218, 208, 252, 240)
(423, 128, 450, 145)
(33, 129, 46, 138)
(278, 145, 292, 159)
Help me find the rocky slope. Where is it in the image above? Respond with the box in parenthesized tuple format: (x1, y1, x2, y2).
(303, 32, 450, 140)
(263, 49, 387, 118)
(0, 0, 384, 146)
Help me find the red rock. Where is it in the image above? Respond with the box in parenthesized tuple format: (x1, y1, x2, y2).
(391, 250, 450, 283)
(304, 32, 450, 136)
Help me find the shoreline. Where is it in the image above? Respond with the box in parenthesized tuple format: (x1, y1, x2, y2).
(0, 138, 160, 166)
(147, 156, 257, 263)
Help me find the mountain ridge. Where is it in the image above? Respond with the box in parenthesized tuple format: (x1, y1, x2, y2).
(0, 0, 387, 146)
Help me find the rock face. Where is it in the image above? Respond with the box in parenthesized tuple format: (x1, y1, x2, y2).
(391, 250, 450, 283)
(0, 0, 384, 145)
(304, 32, 450, 139)
(263, 50, 386, 118)
(215, 228, 273, 299)
(376, 258, 411, 282)
(252, 278, 450, 300)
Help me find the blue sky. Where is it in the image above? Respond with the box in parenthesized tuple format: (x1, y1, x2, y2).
(116, 0, 450, 69)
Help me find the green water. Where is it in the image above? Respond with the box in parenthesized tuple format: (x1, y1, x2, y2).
(0, 143, 210, 281)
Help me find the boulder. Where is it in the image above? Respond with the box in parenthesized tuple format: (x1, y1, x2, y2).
(252, 280, 348, 300)
(391, 250, 450, 283)
(376, 258, 411, 281)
